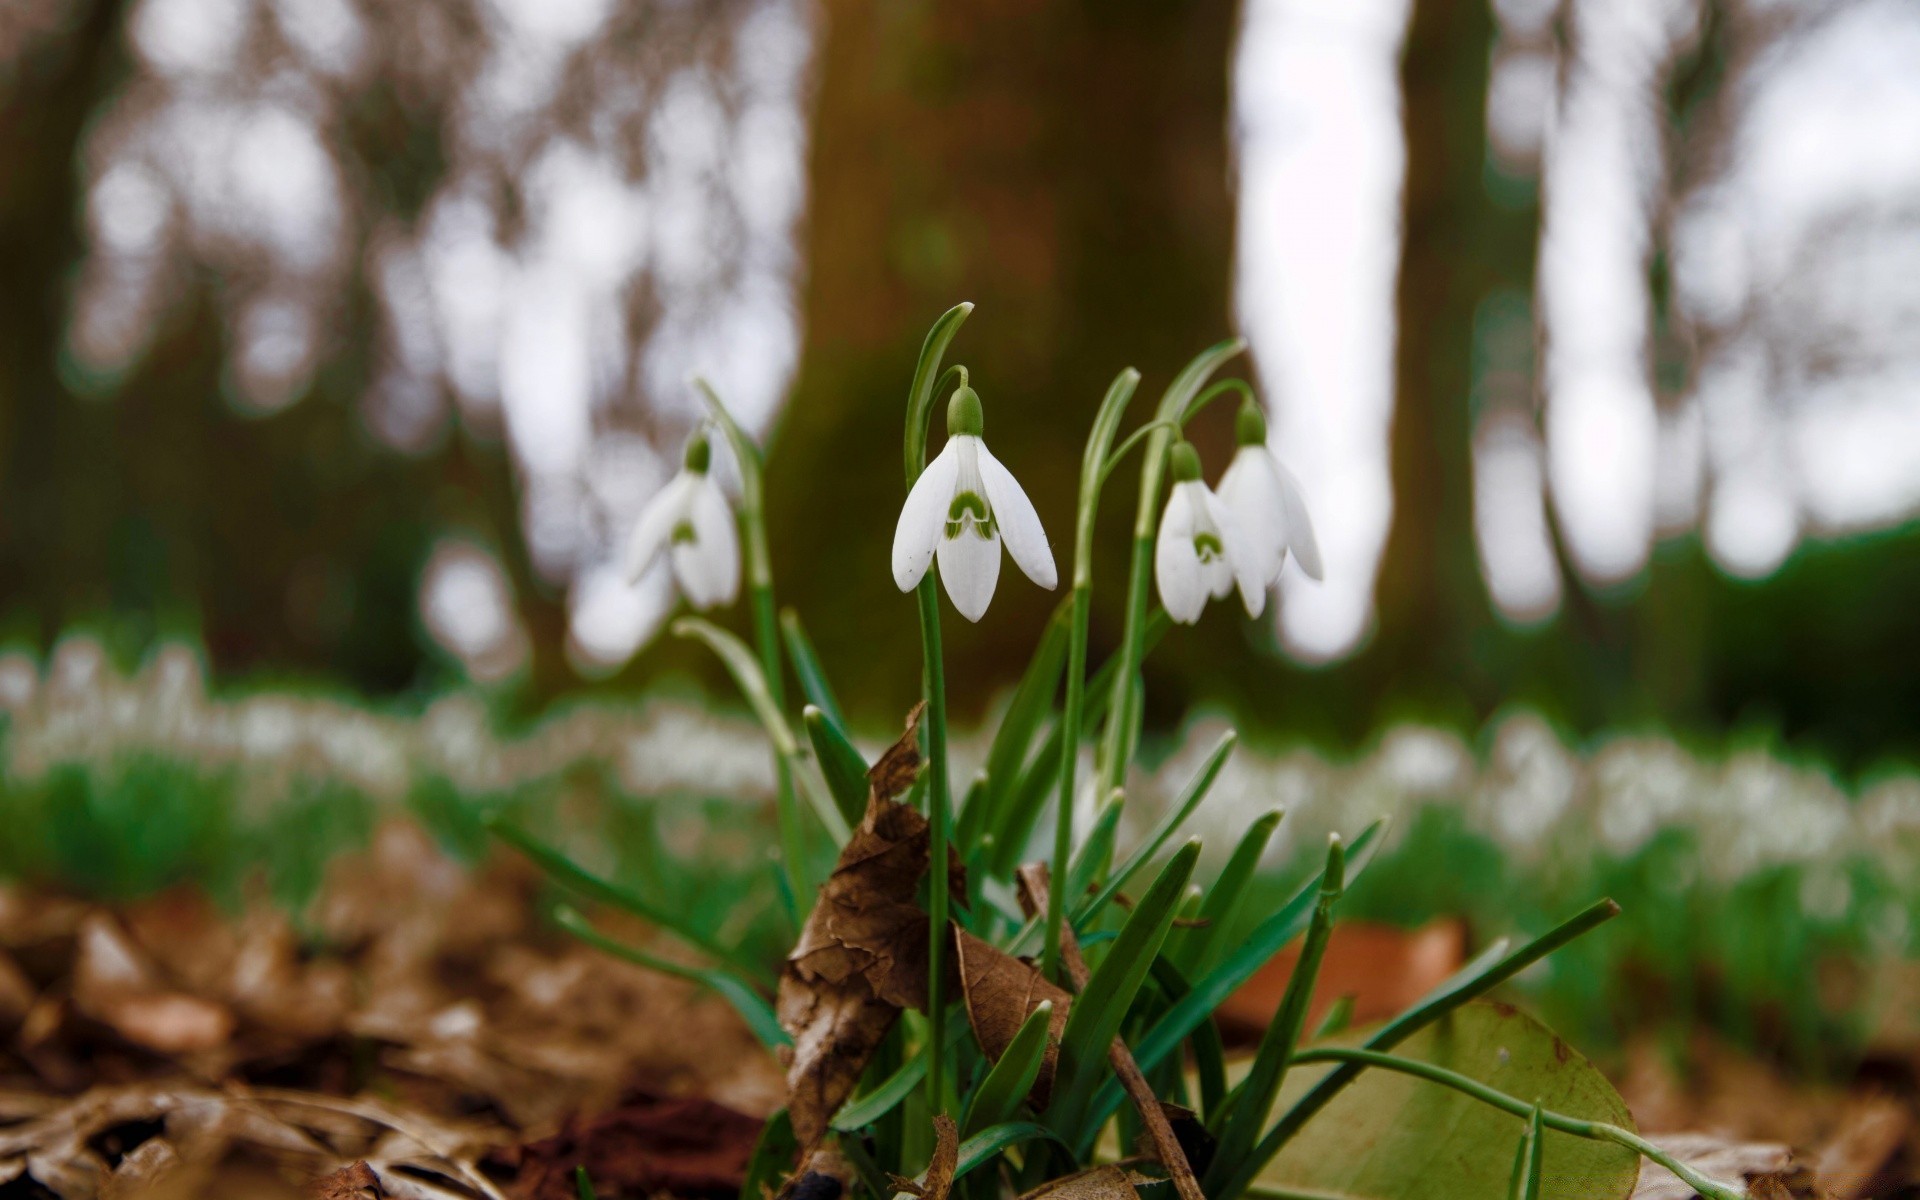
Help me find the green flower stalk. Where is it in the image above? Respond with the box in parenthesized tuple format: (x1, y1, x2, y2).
(691, 378, 809, 914)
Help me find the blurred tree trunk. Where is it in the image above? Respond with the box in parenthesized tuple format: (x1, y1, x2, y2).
(773, 0, 1239, 724)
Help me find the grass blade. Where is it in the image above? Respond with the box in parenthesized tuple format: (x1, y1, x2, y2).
(1202, 836, 1346, 1197)
(1174, 808, 1283, 976)
(489, 819, 758, 977)
(1077, 730, 1235, 927)
(780, 609, 845, 729)
(1080, 820, 1383, 1132)
(1220, 898, 1624, 1200)
(553, 907, 786, 1050)
(963, 1000, 1055, 1137)
(1049, 840, 1202, 1134)
(1509, 1103, 1544, 1200)
(739, 1112, 797, 1200)
(1148, 956, 1229, 1123)
(1064, 789, 1125, 905)
(805, 705, 870, 828)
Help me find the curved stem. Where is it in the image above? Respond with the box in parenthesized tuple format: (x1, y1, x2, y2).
(1097, 419, 1181, 488)
(902, 302, 972, 1116)
(1096, 339, 1246, 797)
(693, 377, 806, 917)
(1181, 377, 1255, 427)
(1289, 1048, 1746, 1200)
(1043, 367, 1141, 978)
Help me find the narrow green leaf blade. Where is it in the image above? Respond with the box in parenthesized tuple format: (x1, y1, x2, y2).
(673, 616, 796, 756)
(805, 706, 870, 828)
(780, 609, 846, 729)
(963, 1000, 1055, 1138)
(552, 907, 787, 1051)
(1077, 730, 1235, 927)
(962, 600, 1070, 855)
(739, 1111, 797, 1200)
(1204, 836, 1347, 1196)
(1080, 819, 1383, 1132)
(1175, 808, 1283, 976)
(955, 1122, 1072, 1181)
(1050, 839, 1201, 1132)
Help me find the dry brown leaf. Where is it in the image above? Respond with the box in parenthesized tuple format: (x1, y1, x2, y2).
(953, 930, 1069, 1105)
(312, 1160, 385, 1199)
(71, 912, 236, 1055)
(921, 1113, 959, 1200)
(777, 706, 933, 1147)
(1019, 1164, 1143, 1200)
(1631, 1134, 1820, 1200)
(482, 1088, 761, 1200)
(1216, 917, 1466, 1042)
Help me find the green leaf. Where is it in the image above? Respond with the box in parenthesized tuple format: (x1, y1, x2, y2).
(955, 1122, 1072, 1181)
(1254, 1003, 1638, 1200)
(1147, 956, 1228, 1124)
(1204, 836, 1346, 1197)
(1080, 820, 1383, 1133)
(832, 1019, 969, 1132)
(963, 1000, 1055, 1138)
(960, 601, 1070, 856)
(1222, 899, 1623, 1200)
(805, 706, 870, 828)
(575, 1166, 597, 1200)
(1309, 994, 1356, 1041)
(675, 617, 852, 847)
(1077, 730, 1235, 927)
(1173, 808, 1283, 977)
(1064, 790, 1125, 905)
(739, 1111, 798, 1200)
(488, 818, 759, 977)
(552, 907, 787, 1051)
(780, 609, 846, 729)
(1049, 839, 1201, 1134)
(904, 302, 975, 483)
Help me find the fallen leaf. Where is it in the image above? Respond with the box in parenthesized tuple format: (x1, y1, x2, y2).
(1019, 1164, 1142, 1200)
(953, 930, 1070, 1106)
(777, 707, 933, 1147)
(483, 1088, 762, 1200)
(1630, 1134, 1818, 1200)
(1216, 918, 1465, 1042)
(311, 1160, 384, 1199)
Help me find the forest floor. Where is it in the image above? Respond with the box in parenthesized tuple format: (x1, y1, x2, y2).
(0, 819, 1912, 1199)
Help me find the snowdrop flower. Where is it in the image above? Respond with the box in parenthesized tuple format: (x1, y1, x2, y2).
(1155, 441, 1264, 624)
(623, 431, 740, 610)
(1215, 400, 1323, 584)
(892, 385, 1056, 622)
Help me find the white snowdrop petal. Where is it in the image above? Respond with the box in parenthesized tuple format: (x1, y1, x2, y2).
(1207, 489, 1266, 618)
(937, 524, 1001, 622)
(623, 474, 692, 583)
(893, 441, 961, 592)
(1155, 485, 1206, 624)
(1217, 448, 1287, 585)
(975, 438, 1056, 590)
(684, 474, 740, 607)
(1273, 458, 1324, 581)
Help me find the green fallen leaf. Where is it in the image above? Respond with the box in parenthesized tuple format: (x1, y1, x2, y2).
(1256, 1001, 1639, 1200)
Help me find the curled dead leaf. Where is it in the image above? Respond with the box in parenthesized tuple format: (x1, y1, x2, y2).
(777, 708, 934, 1147)
(953, 930, 1069, 1106)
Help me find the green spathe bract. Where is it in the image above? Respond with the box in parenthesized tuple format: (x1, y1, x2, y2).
(496, 308, 1747, 1200)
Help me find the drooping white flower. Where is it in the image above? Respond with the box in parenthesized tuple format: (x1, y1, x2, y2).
(1155, 441, 1265, 624)
(892, 385, 1056, 622)
(624, 431, 740, 610)
(1215, 400, 1324, 584)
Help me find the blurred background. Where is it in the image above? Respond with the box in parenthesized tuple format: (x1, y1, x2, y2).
(3, 0, 1920, 1091)
(2, 0, 1919, 765)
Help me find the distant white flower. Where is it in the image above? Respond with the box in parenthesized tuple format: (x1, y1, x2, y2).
(1215, 400, 1323, 584)
(1155, 441, 1264, 624)
(624, 431, 739, 610)
(892, 385, 1056, 622)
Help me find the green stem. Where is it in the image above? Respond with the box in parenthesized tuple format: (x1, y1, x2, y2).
(901, 302, 973, 1116)
(1096, 340, 1246, 797)
(693, 377, 808, 916)
(1289, 1048, 1747, 1200)
(1044, 368, 1141, 979)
